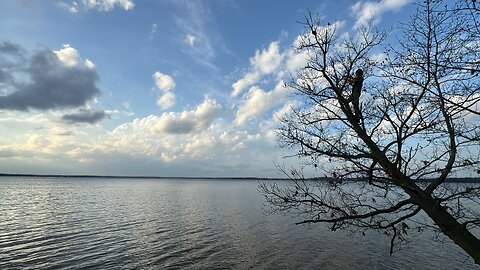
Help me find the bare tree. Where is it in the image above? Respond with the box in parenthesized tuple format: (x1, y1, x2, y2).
(260, 1, 480, 264)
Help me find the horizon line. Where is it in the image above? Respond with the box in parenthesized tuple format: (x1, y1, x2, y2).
(1, 173, 479, 182)
(0, 172, 287, 180)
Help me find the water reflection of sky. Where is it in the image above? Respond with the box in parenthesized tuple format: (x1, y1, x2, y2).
(0, 177, 477, 269)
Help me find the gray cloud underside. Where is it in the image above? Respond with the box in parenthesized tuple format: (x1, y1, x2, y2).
(160, 118, 198, 134)
(0, 42, 100, 111)
(0, 41, 24, 55)
(61, 109, 108, 124)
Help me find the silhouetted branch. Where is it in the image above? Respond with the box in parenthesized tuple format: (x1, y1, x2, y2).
(261, 0, 480, 264)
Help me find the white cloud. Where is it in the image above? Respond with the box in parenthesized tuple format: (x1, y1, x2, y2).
(153, 71, 176, 92)
(232, 71, 261, 97)
(98, 109, 284, 173)
(83, 0, 134, 11)
(53, 44, 81, 67)
(251, 41, 283, 74)
(84, 59, 96, 69)
(0, 29, 314, 177)
(53, 44, 97, 70)
(235, 81, 289, 125)
(153, 71, 176, 110)
(285, 44, 309, 74)
(0, 99, 293, 176)
(0, 111, 106, 162)
(273, 100, 299, 122)
(156, 91, 176, 110)
(230, 34, 323, 126)
(58, 0, 134, 13)
(154, 97, 221, 134)
(351, 0, 412, 28)
(185, 34, 196, 46)
(232, 41, 283, 97)
(102, 98, 225, 162)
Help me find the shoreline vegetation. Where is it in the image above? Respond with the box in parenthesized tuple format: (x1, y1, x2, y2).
(0, 173, 479, 183)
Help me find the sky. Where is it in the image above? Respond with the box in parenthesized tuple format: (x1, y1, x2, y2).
(0, 0, 417, 177)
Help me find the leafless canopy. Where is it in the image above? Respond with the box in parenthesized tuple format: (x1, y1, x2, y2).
(260, 0, 480, 264)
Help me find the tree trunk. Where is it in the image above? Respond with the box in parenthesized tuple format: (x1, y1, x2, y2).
(418, 194, 480, 265)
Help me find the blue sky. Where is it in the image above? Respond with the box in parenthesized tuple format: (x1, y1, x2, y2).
(0, 0, 416, 177)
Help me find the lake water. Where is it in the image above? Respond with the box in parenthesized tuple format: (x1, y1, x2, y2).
(0, 177, 477, 269)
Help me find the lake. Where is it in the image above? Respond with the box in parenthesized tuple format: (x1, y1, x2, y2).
(0, 177, 477, 269)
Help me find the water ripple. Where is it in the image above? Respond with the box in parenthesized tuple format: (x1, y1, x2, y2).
(0, 177, 477, 269)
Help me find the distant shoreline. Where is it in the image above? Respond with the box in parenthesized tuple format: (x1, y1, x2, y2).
(0, 173, 479, 183)
(0, 173, 284, 181)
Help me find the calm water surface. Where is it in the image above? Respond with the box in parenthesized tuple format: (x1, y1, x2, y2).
(0, 177, 477, 269)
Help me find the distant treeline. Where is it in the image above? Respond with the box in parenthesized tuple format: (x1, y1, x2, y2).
(0, 173, 478, 183)
(0, 173, 282, 180)
(306, 177, 480, 183)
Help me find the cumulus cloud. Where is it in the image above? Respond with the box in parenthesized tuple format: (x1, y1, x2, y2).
(285, 38, 309, 74)
(58, 0, 135, 13)
(61, 108, 108, 124)
(93, 97, 224, 165)
(232, 72, 261, 98)
(153, 71, 176, 110)
(153, 71, 176, 91)
(351, 0, 412, 28)
(0, 98, 290, 176)
(235, 81, 289, 125)
(54, 44, 83, 66)
(231, 22, 346, 99)
(229, 34, 322, 125)
(251, 41, 283, 74)
(154, 97, 221, 134)
(156, 91, 175, 110)
(232, 41, 283, 97)
(0, 42, 100, 111)
(98, 105, 279, 171)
